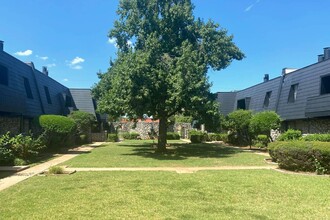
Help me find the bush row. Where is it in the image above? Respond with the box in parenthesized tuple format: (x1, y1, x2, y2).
(268, 141, 330, 174)
(166, 132, 180, 140)
(278, 129, 330, 142)
(121, 132, 140, 140)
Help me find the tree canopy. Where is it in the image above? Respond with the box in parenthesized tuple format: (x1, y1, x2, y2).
(93, 0, 244, 151)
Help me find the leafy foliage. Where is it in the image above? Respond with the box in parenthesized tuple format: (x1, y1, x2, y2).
(225, 110, 253, 146)
(166, 132, 180, 140)
(268, 141, 330, 174)
(0, 132, 45, 165)
(189, 130, 207, 143)
(249, 111, 281, 140)
(35, 115, 77, 149)
(93, 0, 244, 151)
(303, 133, 330, 142)
(69, 111, 96, 144)
(122, 132, 140, 140)
(277, 129, 302, 141)
(107, 133, 119, 142)
(174, 115, 193, 123)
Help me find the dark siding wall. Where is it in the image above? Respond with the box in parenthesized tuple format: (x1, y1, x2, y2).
(0, 50, 70, 117)
(70, 89, 96, 116)
(34, 69, 71, 115)
(0, 51, 42, 116)
(277, 59, 330, 120)
(234, 77, 281, 112)
(217, 92, 236, 115)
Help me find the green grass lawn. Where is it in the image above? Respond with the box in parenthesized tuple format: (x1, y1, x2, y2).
(1, 170, 329, 219)
(63, 140, 270, 167)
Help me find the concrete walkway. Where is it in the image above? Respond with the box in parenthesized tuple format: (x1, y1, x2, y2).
(0, 142, 105, 191)
(65, 166, 277, 174)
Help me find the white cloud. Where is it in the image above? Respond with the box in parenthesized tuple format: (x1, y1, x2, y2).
(108, 37, 116, 44)
(15, 49, 33, 56)
(245, 4, 254, 11)
(47, 63, 56, 68)
(71, 56, 85, 65)
(63, 78, 69, 82)
(71, 65, 82, 70)
(40, 56, 48, 60)
(245, 0, 261, 12)
(127, 40, 133, 46)
(67, 56, 85, 70)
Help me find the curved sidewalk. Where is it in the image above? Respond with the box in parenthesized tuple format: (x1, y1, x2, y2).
(0, 142, 105, 191)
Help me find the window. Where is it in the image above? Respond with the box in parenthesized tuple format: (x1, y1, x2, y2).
(263, 91, 272, 108)
(288, 84, 298, 103)
(0, 65, 8, 85)
(237, 99, 246, 110)
(320, 75, 330, 95)
(23, 77, 33, 99)
(44, 86, 52, 104)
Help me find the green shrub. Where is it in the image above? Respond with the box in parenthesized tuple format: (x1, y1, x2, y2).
(14, 158, 27, 166)
(35, 115, 77, 149)
(0, 132, 15, 165)
(277, 129, 302, 141)
(69, 111, 95, 144)
(303, 134, 330, 142)
(249, 111, 281, 140)
(122, 132, 140, 140)
(0, 147, 14, 166)
(225, 110, 253, 146)
(48, 166, 65, 174)
(219, 133, 228, 143)
(189, 130, 207, 143)
(77, 134, 88, 145)
(166, 132, 180, 140)
(207, 133, 220, 141)
(254, 134, 269, 148)
(268, 141, 330, 174)
(10, 134, 45, 160)
(107, 133, 119, 142)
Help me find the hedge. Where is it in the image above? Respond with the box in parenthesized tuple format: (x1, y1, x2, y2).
(268, 141, 330, 174)
(107, 133, 119, 142)
(207, 133, 228, 143)
(35, 115, 76, 149)
(166, 132, 180, 140)
(277, 129, 302, 141)
(303, 134, 330, 142)
(189, 130, 207, 143)
(122, 132, 140, 140)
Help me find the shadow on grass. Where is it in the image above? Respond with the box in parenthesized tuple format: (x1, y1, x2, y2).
(119, 142, 243, 161)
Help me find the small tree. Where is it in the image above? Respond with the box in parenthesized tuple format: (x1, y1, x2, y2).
(249, 111, 281, 141)
(69, 111, 96, 143)
(225, 110, 253, 146)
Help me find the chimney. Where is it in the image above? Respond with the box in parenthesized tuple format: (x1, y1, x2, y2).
(318, 54, 325, 62)
(263, 74, 269, 82)
(324, 47, 330, 60)
(0, 40, 3, 51)
(282, 68, 297, 75)
(42, 66, 49, 76)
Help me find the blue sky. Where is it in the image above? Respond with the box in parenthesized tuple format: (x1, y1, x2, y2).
(0, 0, 329, 93)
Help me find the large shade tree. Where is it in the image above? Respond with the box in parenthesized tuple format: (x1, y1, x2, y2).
(93, 0, 244, 152)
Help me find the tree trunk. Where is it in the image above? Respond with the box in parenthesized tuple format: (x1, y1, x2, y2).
(157, 116, 167, 153)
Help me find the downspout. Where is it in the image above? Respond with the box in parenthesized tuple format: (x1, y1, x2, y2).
(29, 63, 45, 114)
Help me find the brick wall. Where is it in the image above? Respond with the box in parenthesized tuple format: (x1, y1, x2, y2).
(0, 116, 31, 135)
